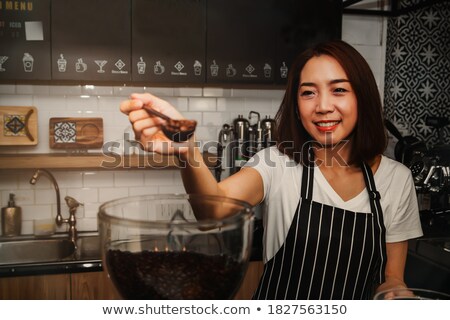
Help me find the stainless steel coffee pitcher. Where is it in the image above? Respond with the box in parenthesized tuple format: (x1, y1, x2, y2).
(261, 115, 276, 148)
(229, 115, 251, 174)
(248, 111, 262, 155)
(216, 124, 232, 181)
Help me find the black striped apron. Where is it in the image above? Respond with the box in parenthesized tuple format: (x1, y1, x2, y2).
(253, 161, 387, 299)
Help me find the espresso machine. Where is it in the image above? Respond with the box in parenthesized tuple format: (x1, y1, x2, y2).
(392, 116, 450, 236)
(409, 117, 450, 212)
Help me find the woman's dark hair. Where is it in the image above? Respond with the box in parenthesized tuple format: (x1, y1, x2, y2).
(275, 40, 387, 166)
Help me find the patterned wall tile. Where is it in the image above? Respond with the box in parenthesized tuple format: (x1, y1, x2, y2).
(54, 121, 76, 143)
(384, 1, 450, 146)
(4, 114, 26, 136)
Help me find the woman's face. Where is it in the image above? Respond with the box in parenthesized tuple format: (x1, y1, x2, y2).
(297, 55, 358, 147)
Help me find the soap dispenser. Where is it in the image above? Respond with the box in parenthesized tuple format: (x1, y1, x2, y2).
(1, 193, 22, 236)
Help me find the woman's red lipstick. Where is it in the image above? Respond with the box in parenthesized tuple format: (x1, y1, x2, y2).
(314, 120, 340, 132)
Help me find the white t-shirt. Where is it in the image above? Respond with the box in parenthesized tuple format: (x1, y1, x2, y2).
(244, 147, 423, 262)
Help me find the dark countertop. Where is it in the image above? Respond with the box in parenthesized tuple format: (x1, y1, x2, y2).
(405, 210, 450, 294)
(0, 259, 104, 278)
(0, 224, 265, 278)
(2, 218, 446, 279)
(408, 237, 450, 271)
(406, 236, 450, 294)
(411, 210, 450, 269)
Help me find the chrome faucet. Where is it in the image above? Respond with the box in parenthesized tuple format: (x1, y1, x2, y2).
(29, 169, 82, 244)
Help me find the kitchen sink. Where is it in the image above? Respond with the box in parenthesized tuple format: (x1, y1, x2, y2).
(0, 238, 76, 265)
(76, 236, 100, 260)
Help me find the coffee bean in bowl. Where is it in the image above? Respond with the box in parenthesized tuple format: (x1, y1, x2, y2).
(98, 194, 254, 300)
(106, 250, 245, 300)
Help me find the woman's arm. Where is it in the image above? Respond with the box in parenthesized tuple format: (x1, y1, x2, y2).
(121, 93, 264, 219)
(180, 144, 264, 203)
(180, 145, 264, 219)
(376, 240, 409, 293)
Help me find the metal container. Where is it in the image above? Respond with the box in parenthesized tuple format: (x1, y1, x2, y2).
(261, 115, 276, 148)
(233, 114, 250, 143)
(231, 115, 251, 174)
(1, 194, 22, 237)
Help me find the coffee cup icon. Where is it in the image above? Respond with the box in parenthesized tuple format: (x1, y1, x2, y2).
(226, 64, 236, 77)
(210, 60, 219, 77)
(23, 53, 34, 72)
(264, 63, 272, 78)
(57, 54, 67, 72)
(0, 56, 8, 72)
(137, 57, 146, 74)
(76, 58, 87, 72)
(193, 60, 202, 76)
(280, 62, 288, 78)
(154, 61, 165, 75)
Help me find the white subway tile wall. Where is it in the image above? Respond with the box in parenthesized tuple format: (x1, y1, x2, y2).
(0, 16, 387, 235)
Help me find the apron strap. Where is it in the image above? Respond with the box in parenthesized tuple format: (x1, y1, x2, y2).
(300, 146, 314, 200)
(361, 161, 387, 285)
(361, 162, 382, 219)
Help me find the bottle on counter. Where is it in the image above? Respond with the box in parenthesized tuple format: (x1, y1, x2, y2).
(1, 193, 22, 237)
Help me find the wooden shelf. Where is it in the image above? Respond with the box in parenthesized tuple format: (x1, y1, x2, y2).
(0, 153, 218, 170)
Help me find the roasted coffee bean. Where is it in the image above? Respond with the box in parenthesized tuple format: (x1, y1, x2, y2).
(106, 250, 245, 300)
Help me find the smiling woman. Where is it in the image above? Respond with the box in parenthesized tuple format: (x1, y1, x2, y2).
(297, 54, 358, 149)
(120, 40, 423, 300)
(277, 40, 386, 167)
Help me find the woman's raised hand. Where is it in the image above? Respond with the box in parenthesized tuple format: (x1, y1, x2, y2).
(120, 93, 191, 154)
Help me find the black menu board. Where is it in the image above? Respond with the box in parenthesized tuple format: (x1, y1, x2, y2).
(206, 0, 276, 84)
(132, 0, 206, 84)
(51, 0, 131, 81)
(274, 0, 343, 84)
(0, 0, 51, 80)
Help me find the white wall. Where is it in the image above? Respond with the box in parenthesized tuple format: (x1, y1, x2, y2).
(0, 14, 387, 235)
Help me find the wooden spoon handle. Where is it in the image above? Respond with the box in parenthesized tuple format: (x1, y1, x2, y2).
(143, 107, 171, 121)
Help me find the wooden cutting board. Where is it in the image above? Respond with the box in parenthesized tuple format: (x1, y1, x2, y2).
(49, 117, 103, 149)
(0, 106, 38, 146)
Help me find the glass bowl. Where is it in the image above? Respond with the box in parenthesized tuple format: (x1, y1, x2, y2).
(98, 194, 254, 300)
(374, 287, 450, 300)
